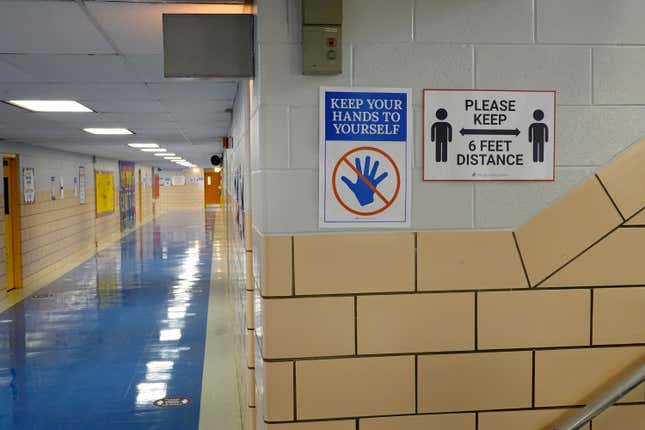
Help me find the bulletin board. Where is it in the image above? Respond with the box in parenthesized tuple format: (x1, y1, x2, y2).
(95, 170, 115, 217)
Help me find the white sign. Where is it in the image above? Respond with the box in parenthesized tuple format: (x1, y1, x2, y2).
(319, 87, 412, 228)
(423, 89, 555, 181)
(23, 167, 35, 204)
(171, 175, 186, 186)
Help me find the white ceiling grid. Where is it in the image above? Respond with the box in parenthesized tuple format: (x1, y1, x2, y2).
(0, 0, 239, 167)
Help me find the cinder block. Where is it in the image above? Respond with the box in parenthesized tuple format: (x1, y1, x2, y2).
(626, 209, 645, 225)
(294, 233, 414, 295)
(355, 44, 472, 105)
(479, 408, 589, 430)
(259, 234, 293, 297)
(515, 176, 623, 286)
(476, 46, 590, 105)
(264, 169, 318, 234)
(593, 405, 645, 430)
(248, 368, 256, 407)
(263, 297, 355, 358)
(475, 167, 594, 229)
(296, 356, 415, 419)
(258, 105, 290, 169)
(417, 231, 527, 291)
(597, 137, 645, 219)
(557, 107, 645, 166)
(344, 0, 413, 43)
(418, 351, 532, 412)
(594, 287, 645, 345)
(594, 48, 645, 105)
(478, 289, 590, 349)
(411, 173, 474, 230)
(247, 290, 255, 329)
(537, 0, 645, 44)
(289, 105, 317, 169)
(264, 361, 294, 422)
(360, 413, 475, 430)
(535, 347, 645, 407)
(247, 330, 255, 369)
(544, 229, 645, 287)
(357, 293, 474, 354)
(415, 0, 532, 43)
(259, 43, 351, 106)
(266, 421, 356, 430)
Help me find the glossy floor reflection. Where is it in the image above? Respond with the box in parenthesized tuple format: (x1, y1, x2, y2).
(0, 210, 217, 430)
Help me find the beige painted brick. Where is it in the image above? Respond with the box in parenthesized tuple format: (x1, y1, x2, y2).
(544, 228, 645, 287)
(248, 368, 256, 407)
(247, 330, 255, 369)
(294, 233, 414, 295)
(261, 234, 293, 297)
(247, 290, 255, 329)
(360, 413, 475, 430)
(535, 347, 645, 407)
(515, 176, 622, 286)
(357, 293, 474, 354)
(264, 361, 294, 422)
(479, 408, 589, 430)
(263, 297, 355, 359)
(246, 252, 255, 291)
(597, 137, 645, 219)
(266, 421, 355, 430)
(296, 356, 415, 420)
(593, 405, 645, 430)
(594, 287, 645, 345)
(418, 231, 527, 291)
(626, 208, 645, 225)
(478, 289, 590, 349)
(418, 351, 532, 412)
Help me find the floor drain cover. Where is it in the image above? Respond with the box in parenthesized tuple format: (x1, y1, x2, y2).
(153, 397, 192, 408)
(32, 293, 54, 299)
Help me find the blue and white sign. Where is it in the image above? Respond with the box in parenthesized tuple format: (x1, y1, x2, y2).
(319, 87, 412, 228)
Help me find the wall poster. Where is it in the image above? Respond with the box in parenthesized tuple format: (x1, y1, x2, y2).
(118, 161, 136, 231)
(79, 166, 86, 205)
(22, 167, 35, 204)
(423, 89, 556, 181)
(95, 170, 115, 216)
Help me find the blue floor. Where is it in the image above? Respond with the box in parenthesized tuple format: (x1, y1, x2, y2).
(0, 211, 215, 430)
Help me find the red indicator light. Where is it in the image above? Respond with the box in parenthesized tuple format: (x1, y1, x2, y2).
(327, 38, 336, 47)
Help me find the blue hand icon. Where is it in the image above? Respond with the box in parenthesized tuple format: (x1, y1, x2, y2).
(342, 155, 388, 206)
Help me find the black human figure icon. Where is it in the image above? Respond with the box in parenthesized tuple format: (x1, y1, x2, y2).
(431, 108, 452, 163)
(528, 109, 549, 163)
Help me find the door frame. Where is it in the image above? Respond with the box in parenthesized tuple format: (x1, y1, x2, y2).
(3, 155, 22, 290)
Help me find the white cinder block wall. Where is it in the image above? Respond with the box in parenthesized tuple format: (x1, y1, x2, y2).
(250, 0, 645, 233)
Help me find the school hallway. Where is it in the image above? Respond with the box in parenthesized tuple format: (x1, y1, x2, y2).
(0, 210, 241, 430)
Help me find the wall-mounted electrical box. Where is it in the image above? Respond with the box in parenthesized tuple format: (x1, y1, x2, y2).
(302, 0, 342, 75)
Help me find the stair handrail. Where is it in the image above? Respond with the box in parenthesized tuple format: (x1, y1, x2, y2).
(554, 362, 645, 430)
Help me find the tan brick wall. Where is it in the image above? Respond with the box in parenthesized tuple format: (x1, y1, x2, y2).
(159, 183, 204, 210)
(252, 139, 645, 430)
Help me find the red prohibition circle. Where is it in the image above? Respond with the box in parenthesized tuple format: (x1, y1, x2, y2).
(332, 146, 401, 216)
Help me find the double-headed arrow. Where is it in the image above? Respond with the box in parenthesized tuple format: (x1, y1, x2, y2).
(460, 128, 520, 137)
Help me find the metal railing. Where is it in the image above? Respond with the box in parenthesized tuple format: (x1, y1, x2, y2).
(554, 362, 645, 430)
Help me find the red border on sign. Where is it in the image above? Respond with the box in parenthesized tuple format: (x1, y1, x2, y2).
(421, 88, 557, 182)
(332, 146, 401, 216)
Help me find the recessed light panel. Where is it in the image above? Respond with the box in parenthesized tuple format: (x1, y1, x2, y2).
(84, 128, 133, 135)
(7, 100, 93, 113)
(141, 148, 167, 153)
(128, 143, 159, 149)
(155, 153, 175, 157)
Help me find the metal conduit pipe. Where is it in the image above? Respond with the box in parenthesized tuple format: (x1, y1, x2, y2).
(554, 363, 645, 430)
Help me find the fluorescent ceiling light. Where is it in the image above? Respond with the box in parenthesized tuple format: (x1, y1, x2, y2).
(141, 148, 166, 153)
(84, 128, 133, 135)
(128, 143, 159, 149)
(165, 157, 181, 160)
(7, 100, 93, 113)
(155, 152, 175, 157)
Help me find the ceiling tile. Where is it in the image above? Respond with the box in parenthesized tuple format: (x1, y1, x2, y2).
(0, 1, 114, 54)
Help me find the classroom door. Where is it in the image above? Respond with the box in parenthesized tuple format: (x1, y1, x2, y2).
(204, 171, 222, 205)
(3, 157, 22, 290)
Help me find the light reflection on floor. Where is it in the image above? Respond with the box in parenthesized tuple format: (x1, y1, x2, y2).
(0, 210, 216, 430)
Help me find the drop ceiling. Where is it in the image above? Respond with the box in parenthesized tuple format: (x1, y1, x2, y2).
(0, 0, 248, 167)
